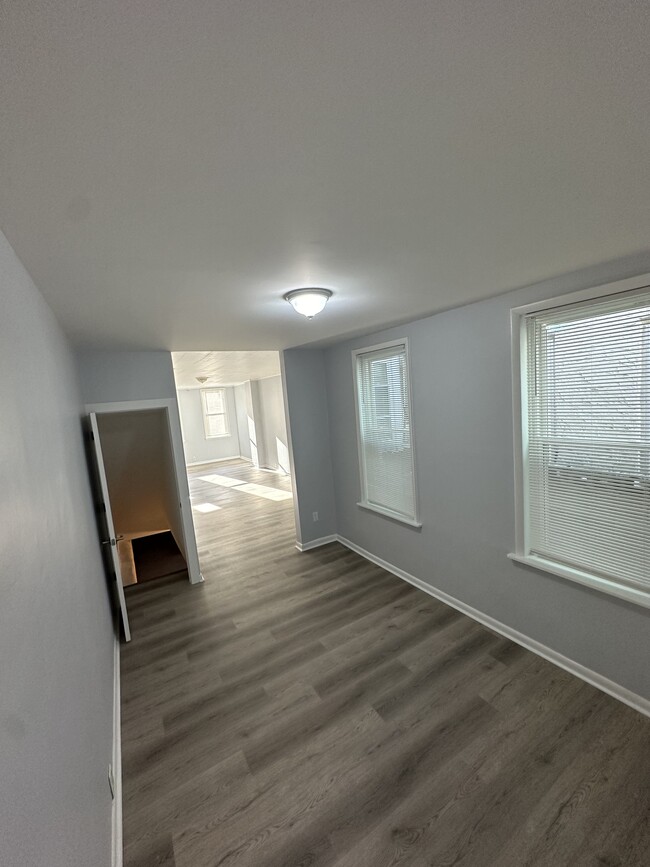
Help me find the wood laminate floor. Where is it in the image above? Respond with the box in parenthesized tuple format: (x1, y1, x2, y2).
(121, 460, 650, 867)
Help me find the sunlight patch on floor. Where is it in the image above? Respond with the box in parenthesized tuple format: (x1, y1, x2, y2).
(193, 502, 222, 513)
(234, 483, 293, 501)
(199, 474, 246, 487)
(198, 474, 293, 501)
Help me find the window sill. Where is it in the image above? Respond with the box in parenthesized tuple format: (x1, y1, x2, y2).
(205, 434, 231, 440)
(508, 552, 650, 610)
(357, 501, 422, 528)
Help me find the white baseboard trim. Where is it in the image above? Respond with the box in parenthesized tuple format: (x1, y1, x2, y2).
(259, 464, 291, 476)
(112, 637, 123, 867)
(337, 535, 650, 719)
(295, 534, 338, 552)
(185, 455, 244, 468)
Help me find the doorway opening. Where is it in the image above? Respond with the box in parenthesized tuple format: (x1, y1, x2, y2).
(171, 351, 296, 570)
(95, 409, 189, 588)
(86, 401, 203, 642)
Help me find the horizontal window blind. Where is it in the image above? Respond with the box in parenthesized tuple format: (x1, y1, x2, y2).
(202, 388, 229, 438)
(525, 289, 650, 591)
(355, 343, 417, 521)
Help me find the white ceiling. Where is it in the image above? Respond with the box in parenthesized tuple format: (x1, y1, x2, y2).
(1, 1, 649, 351)
(172, 350, 280, 389)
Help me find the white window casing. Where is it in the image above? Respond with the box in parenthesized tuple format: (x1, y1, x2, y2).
(510, 275, 650, 609)
(201, 388, 230, 439)
(353, 339, 420, 527)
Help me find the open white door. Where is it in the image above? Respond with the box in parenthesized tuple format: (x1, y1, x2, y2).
(89, 412, 131, 642)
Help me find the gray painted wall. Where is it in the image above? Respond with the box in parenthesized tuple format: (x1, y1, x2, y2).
(282, 349, 337, 545)
(258, 376, 290, 474)
(323, 255, 650, 699)
(76, 349, 177, 404)
(0, 232, 114, 866)
(177, 387, 240, 465)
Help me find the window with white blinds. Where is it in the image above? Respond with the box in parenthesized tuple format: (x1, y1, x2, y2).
(353, 340, 419, 525)
(518, 286, 650, 603)
(201, 388, 229, 438)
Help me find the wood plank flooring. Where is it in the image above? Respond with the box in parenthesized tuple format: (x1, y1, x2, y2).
(121, 460, 650, 867)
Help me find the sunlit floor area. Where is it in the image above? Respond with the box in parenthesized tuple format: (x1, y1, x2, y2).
(119, 462, 650, 867)
(188, 459, 294, 577)
(191, 462, 293, 516)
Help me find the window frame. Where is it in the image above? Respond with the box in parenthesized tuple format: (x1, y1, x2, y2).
(352, 338, 421, 528)
(200, 387, 230, 439)
(509, 273, 650, 610)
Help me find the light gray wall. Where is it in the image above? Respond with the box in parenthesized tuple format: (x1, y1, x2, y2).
(0, 232, 114, 866)
(96, 410, 186, 554)
(282, 349, 337, 545)
(177, 387, 240, 465)
(76, 349, 176, 404)
(324, 255, 650, 700)
(258, 376, 290, 474)
(234, 383, 252, 460)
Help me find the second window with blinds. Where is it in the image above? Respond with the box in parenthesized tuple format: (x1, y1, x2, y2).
(353, 339, 420, 526)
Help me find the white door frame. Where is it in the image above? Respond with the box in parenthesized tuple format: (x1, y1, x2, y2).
(89, 411, 131, 641)
(85, 398, 204, 585)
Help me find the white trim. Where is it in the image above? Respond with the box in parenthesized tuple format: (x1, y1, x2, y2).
(84, 399, 203, 585)
(280, 352, 303, 547)
(177, 381, 247, 390)
(85, 398, 178, 414)
(510, 272, 650, 318)
(111, 637, 123, 867)
(337, 534, 650, 718)
(351, 337, 420, 526)
(185, 454, 244, 468)
(508, 553, 650, 609)
(177, 374, 282, 391)
(89, 412, 131, 642)
(258, 463, 291, 476)
(295, 534, 338, 552)
(356, 501, 422, 528)
(162, 402, 204, 585)
(510, 306, 527, 555)
(510, 273, 650, 609)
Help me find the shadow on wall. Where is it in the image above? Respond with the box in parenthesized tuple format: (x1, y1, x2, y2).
(248, 415, 258, 465)
(277, 437, 290, 474)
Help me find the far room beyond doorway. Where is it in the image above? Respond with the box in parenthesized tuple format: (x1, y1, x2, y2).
(172, 350, 295, 569)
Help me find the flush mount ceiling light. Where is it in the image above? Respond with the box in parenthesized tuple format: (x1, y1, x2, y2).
(283, 287, 333, 319)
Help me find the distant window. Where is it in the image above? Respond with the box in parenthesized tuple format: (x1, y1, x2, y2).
(511, 280, 650, 607)
(201, 388, 229, 438)
(353, 340, 419, 526)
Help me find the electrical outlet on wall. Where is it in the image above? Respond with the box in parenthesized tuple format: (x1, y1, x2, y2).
(312, 511, 319, 522)
(108, 763, 115, 800)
